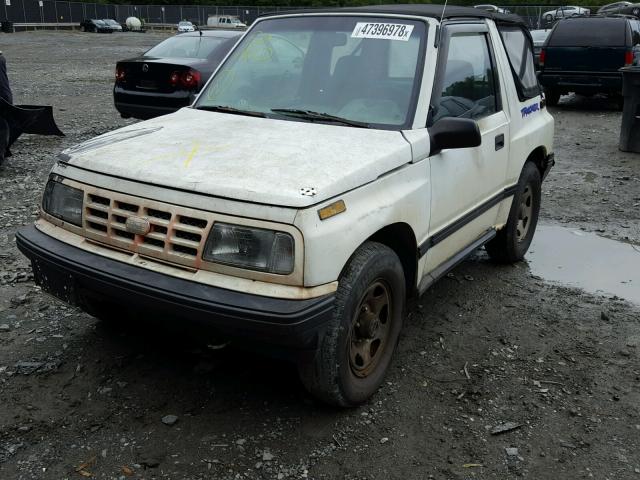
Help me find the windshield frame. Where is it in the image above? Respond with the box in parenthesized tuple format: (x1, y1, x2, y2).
(193, 13, 429, 131)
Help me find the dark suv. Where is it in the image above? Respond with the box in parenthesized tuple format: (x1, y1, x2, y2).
(539, 16, 640, 106)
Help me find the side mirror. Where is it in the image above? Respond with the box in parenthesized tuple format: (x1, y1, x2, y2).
(428, 117, 481, 155)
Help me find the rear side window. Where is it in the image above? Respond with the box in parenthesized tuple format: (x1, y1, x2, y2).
(549, 19, 627, 46)
(498, 26, 540, 101)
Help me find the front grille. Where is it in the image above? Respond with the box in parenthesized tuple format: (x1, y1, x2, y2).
(81, 186, 212, 268)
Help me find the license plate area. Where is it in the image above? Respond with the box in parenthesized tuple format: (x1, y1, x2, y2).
(32, 258, 79, 305)
(137, 79, 158, 90)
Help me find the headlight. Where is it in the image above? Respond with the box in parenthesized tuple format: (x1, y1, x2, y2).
(42, 180, 83, 227)
(203, 223, 294, 275)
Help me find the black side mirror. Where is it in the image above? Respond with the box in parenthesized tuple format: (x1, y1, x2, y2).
(428, 117, 481, 155)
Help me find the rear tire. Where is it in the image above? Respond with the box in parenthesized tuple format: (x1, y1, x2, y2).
(486, 162, 541, 264)
(545, 88, 560, 106)
(545, 14, 554, 22)
(298, 242, 405, 407)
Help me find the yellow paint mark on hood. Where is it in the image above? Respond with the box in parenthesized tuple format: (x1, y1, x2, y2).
(184, 142, 200, 168)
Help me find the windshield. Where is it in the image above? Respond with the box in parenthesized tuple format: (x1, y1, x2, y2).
(145, 36, 233, 59)
(94, 20, 106, 26)
(196, 16, 427, 129)
(179, 22, 192, 26)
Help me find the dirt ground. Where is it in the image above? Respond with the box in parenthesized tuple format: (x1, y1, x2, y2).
(1, 31, 640, 480)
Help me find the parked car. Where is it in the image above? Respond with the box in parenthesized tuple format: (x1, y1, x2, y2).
(18, 5, 554, 407)
(114, 30, 241, 120)
(542, 6, 590, 23)
(102, 19, 123, 32)
(177, 21, 195, 33)
(633, 18, 640, 63)
(598, 1, 633, 14)
(207, 15, 247, 28)
(530, 29, 552, 69)
(80, 19, 113, 33)
(539, 16, 640, 106)
(619, 3, 640, 16)
(473, 4, 511, 14)
(125, 17, 144, 32)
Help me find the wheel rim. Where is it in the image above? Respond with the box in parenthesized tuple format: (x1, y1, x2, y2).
(516, 183, 534, 242)
(349, 280, 392, 378)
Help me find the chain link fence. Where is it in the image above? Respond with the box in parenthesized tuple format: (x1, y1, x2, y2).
(0, 2, 614, 29)
(1, 0, 305, 26)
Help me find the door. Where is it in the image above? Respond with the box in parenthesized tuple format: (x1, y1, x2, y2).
(425, 23, 510, 272)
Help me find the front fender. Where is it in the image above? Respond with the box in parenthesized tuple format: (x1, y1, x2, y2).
(295, 161, 430, 287)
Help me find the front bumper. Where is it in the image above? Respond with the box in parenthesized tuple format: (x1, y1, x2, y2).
(16, 225, 335, 352)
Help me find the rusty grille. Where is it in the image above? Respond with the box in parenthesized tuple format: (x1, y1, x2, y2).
(82, 189, 211, 268)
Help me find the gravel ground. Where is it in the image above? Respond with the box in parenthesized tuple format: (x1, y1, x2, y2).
(1, 31, 640, 480)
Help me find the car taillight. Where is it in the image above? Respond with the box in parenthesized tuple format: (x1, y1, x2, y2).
(169, 69, 201, 90)
(169, 71, 181, 87)
(625, 49, 634, 66)
(115, 66, 126, 83)
(539, 48, 546, 68)
(181, 69, 201, 89)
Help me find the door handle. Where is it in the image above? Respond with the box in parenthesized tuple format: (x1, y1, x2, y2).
(495, 134, 505, 151)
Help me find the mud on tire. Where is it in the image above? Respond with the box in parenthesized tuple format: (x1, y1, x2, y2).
(298, 241, 406, 407)
(485, 161, 541, 264)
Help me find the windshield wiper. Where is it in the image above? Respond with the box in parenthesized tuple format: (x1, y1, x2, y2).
(196, 105, 266, 118)
(271, 108, 370, 128)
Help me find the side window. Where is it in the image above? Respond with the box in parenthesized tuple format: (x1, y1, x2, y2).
(433, 32, 498, 122)
(498, 26, 540, 101)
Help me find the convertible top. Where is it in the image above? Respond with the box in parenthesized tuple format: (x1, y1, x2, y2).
(262, 4, 526, 27)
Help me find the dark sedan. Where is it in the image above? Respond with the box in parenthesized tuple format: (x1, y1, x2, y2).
(114, 31, 241, 120)
(619, 3, 640, 16)
(80, 19, 113, 33)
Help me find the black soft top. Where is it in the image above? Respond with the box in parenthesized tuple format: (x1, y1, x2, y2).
(263, 4, 526, 27)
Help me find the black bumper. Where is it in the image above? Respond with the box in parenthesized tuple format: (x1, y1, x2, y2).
(15, 226, 335, 351)
(113, 87, 194, 120)
(114, 101, 180, 120)
(540, 72, 622, 94)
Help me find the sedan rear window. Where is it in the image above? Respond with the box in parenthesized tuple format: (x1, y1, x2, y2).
(549, 18, 628, 47)
(146, 36, 234, 59)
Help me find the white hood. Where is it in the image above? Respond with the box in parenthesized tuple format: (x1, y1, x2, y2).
(62, 108, 413, 208)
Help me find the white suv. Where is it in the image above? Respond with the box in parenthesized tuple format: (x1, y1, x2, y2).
(17, 5, 554, 406)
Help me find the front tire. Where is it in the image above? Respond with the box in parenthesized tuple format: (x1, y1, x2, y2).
(298, 242, 406, 407)
(486, 162, 541, 264)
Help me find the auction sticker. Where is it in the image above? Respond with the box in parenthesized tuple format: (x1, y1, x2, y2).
(351, 22, 414, 41)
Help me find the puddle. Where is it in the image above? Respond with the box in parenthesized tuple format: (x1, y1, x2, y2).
(527, 225, 640, 304)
